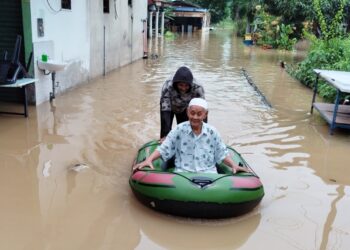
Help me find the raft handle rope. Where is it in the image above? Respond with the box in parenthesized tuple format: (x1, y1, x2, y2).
(239, 156, 258, 177)
(226, 145, 258, 177)
(136, 142, 160, 154)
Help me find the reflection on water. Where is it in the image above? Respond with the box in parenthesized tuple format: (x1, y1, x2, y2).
(0, 29, 350, 249)
(132, 197, 261, 250)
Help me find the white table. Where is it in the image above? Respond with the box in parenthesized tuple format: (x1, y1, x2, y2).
(311, 69, 350, 134)
(0, 78, 37, 117)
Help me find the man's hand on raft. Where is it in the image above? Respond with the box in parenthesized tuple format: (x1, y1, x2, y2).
(232, 165, 250, 174)
(133, 160, 154, 172)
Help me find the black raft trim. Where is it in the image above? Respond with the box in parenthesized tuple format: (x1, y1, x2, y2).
(131, 180, 176, 188)
(131, 189, 263, 219)
(136, 182, 176, 188)
(230, 187, 263, 191)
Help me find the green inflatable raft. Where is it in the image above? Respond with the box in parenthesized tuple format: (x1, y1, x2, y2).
(129, 140, 264, 219)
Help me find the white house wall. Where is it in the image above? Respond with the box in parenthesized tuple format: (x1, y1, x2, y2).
(31, 0, 147, 104)
(132, 1, 147, 62)
(89, 0, 105, 78)
(118, 1, 133, 68)
(31, 0, 90, 105)
(89, 0, 147, 78)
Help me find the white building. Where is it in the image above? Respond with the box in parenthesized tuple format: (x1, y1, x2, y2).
(0, 0, 148, 105)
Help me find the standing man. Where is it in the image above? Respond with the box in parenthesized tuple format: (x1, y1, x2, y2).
(160, 66, 205, 140)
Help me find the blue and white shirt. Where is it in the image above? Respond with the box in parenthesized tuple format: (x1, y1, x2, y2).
(157, 121, 228, 173)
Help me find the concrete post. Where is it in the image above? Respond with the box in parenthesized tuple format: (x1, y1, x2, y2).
(155, 11, 159, 38)
(143, 19, 148, 58)
(188, 25, 192, 33)
(161, 12, 165, 36)
(149, 12, 153, 39)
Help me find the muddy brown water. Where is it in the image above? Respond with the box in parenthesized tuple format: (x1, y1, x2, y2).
(1, 30, 350, 250)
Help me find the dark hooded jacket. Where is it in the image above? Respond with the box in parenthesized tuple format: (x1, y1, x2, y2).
(160, 67, 205, 114)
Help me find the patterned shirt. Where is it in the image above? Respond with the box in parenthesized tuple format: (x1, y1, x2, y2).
(160, 78, 205, 113)
(157, 121, 228, 173)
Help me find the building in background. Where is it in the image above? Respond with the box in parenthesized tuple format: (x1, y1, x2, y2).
(147, 0, 210, 40)
(168, 0, 210, 33)
(0, 0, 148, 105)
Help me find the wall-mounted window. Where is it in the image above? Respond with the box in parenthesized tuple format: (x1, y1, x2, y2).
(62, 0, 71, 9)
(103, 0, 110, 13)
(128, 0, 132, 7)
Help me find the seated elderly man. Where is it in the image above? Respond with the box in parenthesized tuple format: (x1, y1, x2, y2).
(134, 98, 248, 174)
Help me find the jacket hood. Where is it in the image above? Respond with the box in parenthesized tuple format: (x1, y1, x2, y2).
(172, 66, 193, 86)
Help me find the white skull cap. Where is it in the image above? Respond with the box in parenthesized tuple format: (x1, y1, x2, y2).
(189, 98, 208, 110)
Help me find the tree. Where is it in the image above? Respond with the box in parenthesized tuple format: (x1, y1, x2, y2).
(263, 0, 314, 38)
(231, 0, 259, 22)
(230, 0, 261, 35)
(313, 0, 347, 39)
(190, 0, 229, 24)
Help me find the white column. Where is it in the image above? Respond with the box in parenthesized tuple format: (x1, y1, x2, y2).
(149, 12, 153, 39)
(161, 12, 165, 36)
(155, 11, 159, 38)
(143, 20, 148, 58)
(188, 25, 192, 33)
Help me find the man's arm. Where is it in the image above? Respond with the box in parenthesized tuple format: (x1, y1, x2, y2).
(134, 127, 178, 171)
(192, 80, 205, 98)
(222, 155, 250, 174)
(160, 80, 172, 111)
(160, 111, 173, 139)
(160, 80, 173, 138)
(197, 85, 205, 98)
(133, 150, 161, 171)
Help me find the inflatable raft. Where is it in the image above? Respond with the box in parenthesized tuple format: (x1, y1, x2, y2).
(129, 140, 264, 219)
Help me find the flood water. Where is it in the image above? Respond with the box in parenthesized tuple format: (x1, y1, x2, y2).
(1, 30, 350, 250)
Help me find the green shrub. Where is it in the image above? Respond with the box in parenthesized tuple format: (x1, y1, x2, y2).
(215, 18, 235, 29)
(164, 31, 176, 39)
(234, 18, 248, 36)
(276, 24, 297, 50)
(253, 7, 297, 50)
(291, 36, 350, 102)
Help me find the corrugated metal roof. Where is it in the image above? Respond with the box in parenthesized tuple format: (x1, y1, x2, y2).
(173, 6, 207, 12)
(170, 0, 202, 9)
